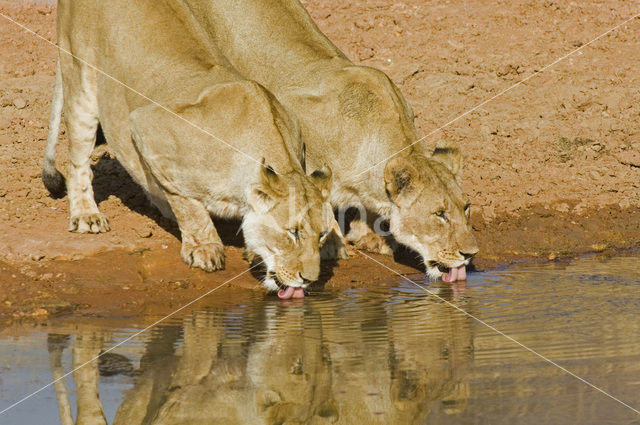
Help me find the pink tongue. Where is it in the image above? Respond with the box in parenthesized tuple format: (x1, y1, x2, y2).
(458, 265, 467, 281)
(277, 287, 305, 299)
(442, 265, 466, 282)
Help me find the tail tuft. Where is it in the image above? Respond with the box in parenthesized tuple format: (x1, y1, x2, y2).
(42, 166, 66, 198)
(43, 57, 65, 199)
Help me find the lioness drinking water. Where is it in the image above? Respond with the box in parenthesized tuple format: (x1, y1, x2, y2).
(169, 0, 479, 280)
(43, 0, 337, 296)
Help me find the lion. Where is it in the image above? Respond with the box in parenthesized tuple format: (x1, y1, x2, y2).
(43, 0, 340, 294)
(171, 0, 479, 280)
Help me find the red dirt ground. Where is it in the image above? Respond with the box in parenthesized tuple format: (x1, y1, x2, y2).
(0, 0, 639, 322)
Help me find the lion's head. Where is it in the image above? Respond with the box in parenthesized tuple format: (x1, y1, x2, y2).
(384, 141, 479, 280)
(243, 161, 332, 292)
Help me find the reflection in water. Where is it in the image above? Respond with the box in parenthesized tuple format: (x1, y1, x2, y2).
(48, 282, 472, 424)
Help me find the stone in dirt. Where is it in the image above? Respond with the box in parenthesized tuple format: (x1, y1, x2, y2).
(12, 98, 27, 109)
(614, 151, 640, 168)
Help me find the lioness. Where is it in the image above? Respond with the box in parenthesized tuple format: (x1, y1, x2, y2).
(169, 0, 479, 281)
(43, 0, 336, 295)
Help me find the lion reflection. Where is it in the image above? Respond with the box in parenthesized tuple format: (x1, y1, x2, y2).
(49, 285, 473, 424)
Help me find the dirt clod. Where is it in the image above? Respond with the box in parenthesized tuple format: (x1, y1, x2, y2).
(12, 97, 27, 109)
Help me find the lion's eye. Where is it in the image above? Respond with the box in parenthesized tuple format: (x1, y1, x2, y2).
(435, 209, 448, 222)
(288, 228, 300, 241)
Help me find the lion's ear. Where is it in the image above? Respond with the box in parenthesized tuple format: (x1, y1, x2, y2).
(310, 165, 332, 200)
(384, 156, 418, 204)
(248, 159, 285, 212)
(431, 140, 462, 178)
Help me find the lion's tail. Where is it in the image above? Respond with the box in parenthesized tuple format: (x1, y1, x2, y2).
(43, 57, 66, 198)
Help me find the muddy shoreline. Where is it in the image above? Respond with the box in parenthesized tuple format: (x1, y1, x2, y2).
(2, 206, 638, 324)
(1, 1, 639, 323)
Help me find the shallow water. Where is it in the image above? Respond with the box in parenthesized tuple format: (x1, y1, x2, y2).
(1, 254, 639, 424)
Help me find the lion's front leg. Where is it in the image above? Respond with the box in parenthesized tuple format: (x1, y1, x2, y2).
(63, 66, 110, 234)
(165, 193, 225, 272)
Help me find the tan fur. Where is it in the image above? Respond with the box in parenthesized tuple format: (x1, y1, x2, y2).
(45, 0, 341, 289)
(170, 0, 479, 274)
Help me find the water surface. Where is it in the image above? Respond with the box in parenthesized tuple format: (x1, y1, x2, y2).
(1, 254, 639, 424)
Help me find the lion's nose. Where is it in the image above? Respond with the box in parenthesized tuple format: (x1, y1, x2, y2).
(300, 270, 319, 283)
(299, 252, 321, 283)
(460, 251, 477, 261)
(300, 265, 319, 283)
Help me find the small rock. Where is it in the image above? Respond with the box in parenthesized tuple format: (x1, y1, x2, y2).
(357, 47, 374, 61)
(589, 170, 600, 180)
(135, 228, 153, 238)
(526, 187, 541, 196)
(31, 254, 45, 261)
(614, 151, 640, 168)
(32, 308, 49, 317)
(13, 98, 27, 109)
(619, 199, 631, 209)
(590, 143, 604, 152)
(353, 19, 374, 31)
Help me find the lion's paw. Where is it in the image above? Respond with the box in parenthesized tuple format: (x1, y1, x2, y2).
(181, 241, 225, 272)
(68, 213, 110, 234)
(350, 232, 394, 256)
